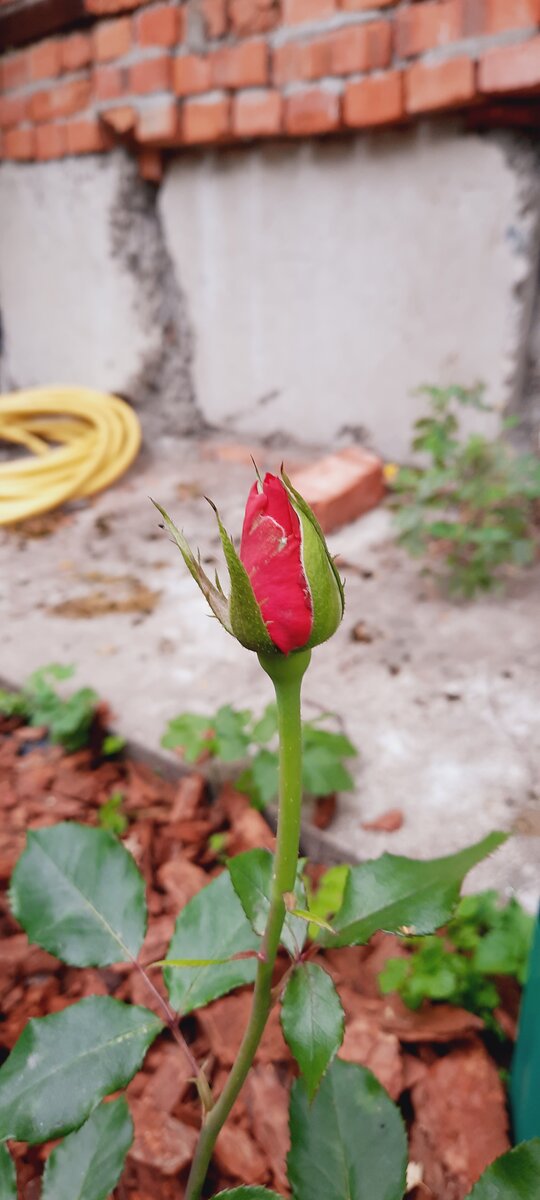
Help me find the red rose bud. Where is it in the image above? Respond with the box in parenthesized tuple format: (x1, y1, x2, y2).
(240, 473, 343, 654)
(153, 469, 344, 657)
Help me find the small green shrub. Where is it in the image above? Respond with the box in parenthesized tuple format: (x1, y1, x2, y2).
(378, 888, 535, 1034)
(391, 384, 540, 597)
(161, 703, 357, 809)
(0, 664, 125, 756)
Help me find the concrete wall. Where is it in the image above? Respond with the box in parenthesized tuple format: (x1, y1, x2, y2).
(1, 123, 539, 455)
(0, 150, 198, 436)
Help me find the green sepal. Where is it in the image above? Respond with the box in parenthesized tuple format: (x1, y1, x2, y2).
(281, 469, 345, 648)
(152, 500, 232, 634)
(0, 1145, 16, 1199)
(208, 500, 276, 654)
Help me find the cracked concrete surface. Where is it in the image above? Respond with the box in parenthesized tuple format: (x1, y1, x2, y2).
(0, 437, 538, 909)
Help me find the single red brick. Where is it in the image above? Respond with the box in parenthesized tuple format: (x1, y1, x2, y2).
(173, 54, 211, 95)
(210, 39, 268, 88)
(484, 0, 539, 34)
(395, 0, 462, 59)
(29, 39, 62, 81)
(66, 115, 112, 153)
(93, 63, 125, 99)
(137, 97, 179, 140)
(61, 32, 92, 71)
(283, 0, 335, 22)
(100, 103, 137, 131)
(30, 79, 92, 121)
(130, 54, 172, 92)
(344, 69, 403, 127)
(479, 36, 540, 92)
(182, 95, 230, 142)
(35, 121, 66, 159)
(4, 126, 35, 160)
(406, 55, 475, 113)
(284, 86, 340, 135)
(233, 87, 281, 136)
(0, 93, 27, 129)
(341, 0, 395, 10)
(85, 0, 146, 12)
(290, 447, 385, 534)
(201, 0, 227, 36)
(230, 0, 277, 34)
(92, 17, 132, 62)
(136, 3, 181, 46)
(137, 147, 163, 179)
(2, 51, 29, 91)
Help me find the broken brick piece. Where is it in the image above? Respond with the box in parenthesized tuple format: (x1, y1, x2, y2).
(290, 446, 385, 533)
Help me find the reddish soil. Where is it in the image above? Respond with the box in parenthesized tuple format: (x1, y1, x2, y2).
(0, 716, 518, 1199)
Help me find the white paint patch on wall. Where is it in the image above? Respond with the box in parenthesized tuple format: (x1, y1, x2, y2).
(0, 153, 157, 394)
(160, 124, 536, 459)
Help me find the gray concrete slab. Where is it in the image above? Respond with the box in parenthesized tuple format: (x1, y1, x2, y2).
(1, 437, 539, 907)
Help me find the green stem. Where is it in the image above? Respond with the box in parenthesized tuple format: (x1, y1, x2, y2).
(184, 647, 311, 1200)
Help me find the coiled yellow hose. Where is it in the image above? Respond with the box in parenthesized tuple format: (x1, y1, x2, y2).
(0, 386, 142, 526)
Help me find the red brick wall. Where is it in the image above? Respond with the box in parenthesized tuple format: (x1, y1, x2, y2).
(1, 0, 540, 170)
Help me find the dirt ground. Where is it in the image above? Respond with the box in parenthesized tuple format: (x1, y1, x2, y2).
(0, 435, 539, 908)
(0, 715, 519, 1199)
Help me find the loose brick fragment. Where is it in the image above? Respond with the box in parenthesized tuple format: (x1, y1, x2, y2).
(137, 147, 164, 180)
(406, 55, 476, 114)
(100, 103, 137, 132)
(233, 88, 282, 136)
(344, 70, 403, 127)
(290, 447, 385, 533)
(480, 36, 540, 93)
(284, 86, 340, 135)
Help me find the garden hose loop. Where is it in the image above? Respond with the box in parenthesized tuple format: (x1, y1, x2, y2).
(0, 386, 142, 526)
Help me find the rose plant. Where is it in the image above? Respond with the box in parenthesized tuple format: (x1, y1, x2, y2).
(0, 468, 538, 1199)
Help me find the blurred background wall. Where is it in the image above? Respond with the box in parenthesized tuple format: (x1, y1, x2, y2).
(1, 0, 540, 457)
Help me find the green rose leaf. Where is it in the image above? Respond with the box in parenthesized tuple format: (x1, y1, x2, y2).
(41, 1097, 134, 1200)
(0, 1146, 16, 1200)
(10, 823, 146, 966)
(281, 963, 344, 1100)
(288, 1059, 407, 1200)
(228, 849, 307, 956)
(0, 997, 162, 1143)
(164, 870, 260, 1014)
(211, 1192, 284, 1199)
(465, 1140, 540, 1198)
(321, 832, 507, 948)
